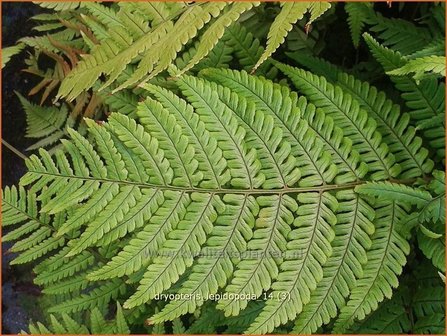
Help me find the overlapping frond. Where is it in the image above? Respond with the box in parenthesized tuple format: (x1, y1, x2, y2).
(16, 92, 75, 152)
(363, 33, 445, 158)
(283, 54, 434, 179)
(368, 12, 434, 55)
(292, 191, 375, 334)
(55, 2, 330, 100)
(348, 288, 411, 334)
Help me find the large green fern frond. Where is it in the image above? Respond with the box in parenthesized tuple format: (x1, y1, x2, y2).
(4, 70, 438, 334)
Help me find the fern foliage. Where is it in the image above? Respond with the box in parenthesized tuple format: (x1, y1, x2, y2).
(4, 66, 443, 333)
(3, 2, 445, 335)
(54, 1, 330, 101)
(24, 303, 129, 335)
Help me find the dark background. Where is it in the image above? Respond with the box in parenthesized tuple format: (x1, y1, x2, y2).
(2, 3, 43, 334)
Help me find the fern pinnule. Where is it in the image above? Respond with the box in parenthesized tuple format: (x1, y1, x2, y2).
(348, 288, 411, 334)
(48, 278, 126, 314)
(87, 191, 189, 280)
(345, 3, 372, 48)
(2, 43, 25, 68)
(114, 3, 228, 92)
(16, 92, 72, 151)
(418, 221, 446, 272)
(141, 83, 230, 189)
(288, 53, 436, 178)
(218, 194, 298, 318)
(123, 193, 224, 309)
(177, 75, 265, 189)
(26, 303, 129, 335)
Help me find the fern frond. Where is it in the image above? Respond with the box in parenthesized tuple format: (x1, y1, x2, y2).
(223, 22, 264, 72)
(253, 2, 309, 72)
(407, 37, 445, 59)
(368, 12, 433, 55)
(292, 191, 375, 334)
(175, 39, 233, 74)
(88, 191, 189, 280)
(207, 80, 302, 189)
(34, 250, 95, 286)
(149, 194, 257, 323)
(199, 68, 365, 185)
(388, 56, 446, 80)
(25, 303, 129, 335)
(16, 92, 73, 151)
(120, 2, 172, 26)
(216, 194, 298, 318)
(307, 2, 331, 25)
(344, 3, 372, 48)
(123, 193, 224, 309)
(331, 72, 434, 178)
(2, 185, 37, 227)
(5, 69, 437, 333)
(418, 221, 446, 272)
(176, 2, 259, 76)
(140, 83, 230, 189)
(355, 181, 432, 207)
(57, 16, 172, 101)
(42, 272, 90, 295)
(333, 201, 410, 332)
(48, 278, 126, 314)
(363, 33, 445, 158)
(114, 3, 228, 92)
(2, 186, 65, 265)
(414, 313, 445, 334)
(2, 43, 25, 68)
(413, 285, 445, 318)
(34, 2, 82, 11)
(276, 63, 401, 180)
(245, 192, 337, 334)
(348, 288, 411, 334)
(286, 54, 434, 179)
(176, 75, 265, 189)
